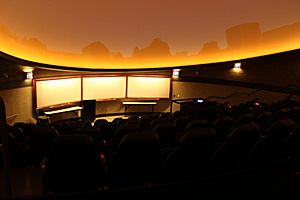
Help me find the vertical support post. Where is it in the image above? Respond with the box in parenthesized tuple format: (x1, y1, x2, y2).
(169, 99, 173, 113)
(0, 97, 12, 198)
(125, 105, 128, 117)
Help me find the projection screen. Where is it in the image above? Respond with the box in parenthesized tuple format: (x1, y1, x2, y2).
(127, 76, 170, 98)
(36, 77, 82, 108)
(83, 76, 126, 100)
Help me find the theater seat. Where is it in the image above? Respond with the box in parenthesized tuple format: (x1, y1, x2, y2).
(28, 125, 59, 166)
(160, 128, 216, 181)
(43, 134, 105, 193)
(250, 119, 295, 163)
(107, 132, 160, 187)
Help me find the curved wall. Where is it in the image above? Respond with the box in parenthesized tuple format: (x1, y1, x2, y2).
(0, 49, 300, 123)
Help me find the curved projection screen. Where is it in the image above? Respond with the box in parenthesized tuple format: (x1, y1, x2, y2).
(127, 77, 170, 98)
(1, 0, 300, 69)
(36, 78, 81, 108)
(83, 77, 126, 100)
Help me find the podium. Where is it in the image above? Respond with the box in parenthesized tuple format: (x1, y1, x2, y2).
(82, 100, 96, 122)
(180, 99, 217, 121)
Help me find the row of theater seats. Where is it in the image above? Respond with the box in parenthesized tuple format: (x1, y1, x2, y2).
(1, 98, 300, 193)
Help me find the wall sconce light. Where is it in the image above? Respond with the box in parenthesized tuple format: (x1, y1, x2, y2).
(231, 62, 243, 74)
(22, 66, 34, 80)
(172, 69, 180, 78)
(25, 71, 33, 80)
(234, 62, 241, 69)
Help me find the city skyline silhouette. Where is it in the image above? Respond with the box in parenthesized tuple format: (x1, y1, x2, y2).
(1, 20, 300, 69)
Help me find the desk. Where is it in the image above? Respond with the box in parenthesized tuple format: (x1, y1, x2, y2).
(43, 106, 82, 122)
(122, 101, 157, 115)
(44, 106, 82, 115)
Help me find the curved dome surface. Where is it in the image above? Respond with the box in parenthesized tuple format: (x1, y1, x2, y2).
(0, 0, 300, 69)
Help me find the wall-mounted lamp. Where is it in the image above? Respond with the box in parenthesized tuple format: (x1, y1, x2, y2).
(25, 71, 33, 80)
(197, 99, 204, 103)
(234, 62, 241, 69)
(231, 62, 243, 74)
(172, 69, 180, 78)
(22, 66, 34, 80)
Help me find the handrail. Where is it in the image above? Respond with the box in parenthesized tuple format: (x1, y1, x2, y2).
(205, 88, 263, 101)
(169, 84, 300, 113)
(205, 84, 300, 101)
(177, 84, 299, 103)
(6, 114, 18, 122)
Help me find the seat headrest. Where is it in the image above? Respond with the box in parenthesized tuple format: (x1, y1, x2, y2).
(180, 128, 216, 146)
(54, 134, 94, 146)
(119, 132, 159, 150)
(266, 119, 295, 138)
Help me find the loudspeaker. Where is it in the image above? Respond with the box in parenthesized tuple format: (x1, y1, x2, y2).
(82, 100, 96, 122)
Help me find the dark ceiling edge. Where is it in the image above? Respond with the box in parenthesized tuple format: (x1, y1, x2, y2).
(1, 48, 300, 72)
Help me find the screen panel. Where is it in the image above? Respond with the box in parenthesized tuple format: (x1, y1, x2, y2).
(127, 76, 170, 98)
(83, 76, 126, 100)
(36, 77, 81, 108)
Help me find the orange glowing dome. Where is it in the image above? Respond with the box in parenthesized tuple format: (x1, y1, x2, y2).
(0, 0, 300, 69)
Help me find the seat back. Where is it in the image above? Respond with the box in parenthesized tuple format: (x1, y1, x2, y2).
(43, 134, 105, 193)
(107, 132, 160, 187)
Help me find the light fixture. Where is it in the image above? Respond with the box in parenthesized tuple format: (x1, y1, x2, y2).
(231, 62, 243, 74)
(172, 69, 180, 77)
(25, 71, 33, 80)
(22, 66, 34, 80)
(234, 62, 241, 69)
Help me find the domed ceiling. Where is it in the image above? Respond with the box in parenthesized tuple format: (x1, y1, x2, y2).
(0, 0, 300, 69)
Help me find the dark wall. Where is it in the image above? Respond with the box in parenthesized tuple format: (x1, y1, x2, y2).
(179, 49, 300, 89)
(1, 49, 300, 91)
(1, 49, 299, 124)
(0, 56, 31, 90)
